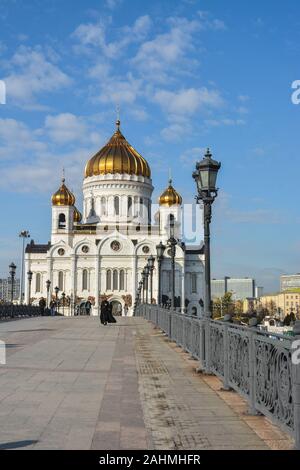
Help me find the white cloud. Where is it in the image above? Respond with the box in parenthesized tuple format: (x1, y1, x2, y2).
(179, 147, 206, 166)
(72, 15, 152, 59)
(0, 118, 46, 160)
(4, 46, 71, 108)
(153, 87, 224, 116)
(133, 17, 200, 81)
(45, 113, 87, 143)
(105, 0, 123, 9)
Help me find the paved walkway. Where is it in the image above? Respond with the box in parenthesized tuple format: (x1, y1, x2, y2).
(0, 316, 292, 450)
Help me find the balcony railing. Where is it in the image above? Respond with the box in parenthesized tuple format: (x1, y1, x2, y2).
(135, 304, 300, 449)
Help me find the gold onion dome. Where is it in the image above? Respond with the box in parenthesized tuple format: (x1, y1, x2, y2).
(51, 178, 75, 206)
(73, 206, 82, 223)
(84, 120, 151, 178)
(159, 179, 182, 206)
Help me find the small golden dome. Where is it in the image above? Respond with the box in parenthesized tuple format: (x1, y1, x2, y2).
(159, 179, 182, 206)
(84, 120, 151, 178)
(51, 178, 75, 206)
(73, 206, 82, 223)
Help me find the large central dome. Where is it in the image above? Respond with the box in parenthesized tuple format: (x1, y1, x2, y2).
(84, 120, 151, 178)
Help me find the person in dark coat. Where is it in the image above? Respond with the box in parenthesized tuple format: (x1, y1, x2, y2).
(100, 299, 109, 325)
(106, 302, 116, 323)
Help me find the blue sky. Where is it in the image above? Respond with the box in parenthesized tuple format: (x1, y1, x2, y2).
(0, 0, 300, 292)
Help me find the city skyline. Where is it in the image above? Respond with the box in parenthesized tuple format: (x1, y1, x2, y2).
(1, 0, 300, 291)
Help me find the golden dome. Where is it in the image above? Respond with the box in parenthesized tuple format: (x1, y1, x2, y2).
(159, 179, 182, 206)
(51, 178, 75, 206)
(73, 206, 82, 223)
(84, 120, 151, 178)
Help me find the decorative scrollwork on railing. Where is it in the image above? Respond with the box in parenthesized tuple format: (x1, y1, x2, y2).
(209, 323, 224, 377)
(255, 338, 293, 431)
(191, 321, 201, 359)
(228, 330, 250, 396)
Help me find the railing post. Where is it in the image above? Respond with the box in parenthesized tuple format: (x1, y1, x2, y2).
(204, 318, 211, 373)
(292, 321, 300, 449)
(248, 320, 259, 416)
(222, 319, 231, 391)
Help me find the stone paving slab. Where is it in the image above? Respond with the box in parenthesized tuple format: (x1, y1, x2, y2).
(0, 316, 292, 450)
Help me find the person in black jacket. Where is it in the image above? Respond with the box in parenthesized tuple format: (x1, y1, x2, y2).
(100, 298, 109, 325)
(106, 302, 116, 324)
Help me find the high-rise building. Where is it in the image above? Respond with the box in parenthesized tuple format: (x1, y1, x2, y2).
(0, 278, 20, 302)
(280, 274, 300, 291)
(211, 277, 256, 300)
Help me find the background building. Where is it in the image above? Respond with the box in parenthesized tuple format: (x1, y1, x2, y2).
(259, 291, 300, 320)
(0, 278, 20, 302)
(211, 277, 257, 300)
(280, 274, 300, 291)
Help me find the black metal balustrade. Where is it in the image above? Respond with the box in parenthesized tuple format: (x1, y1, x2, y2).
(0, 304, 46, 320)
(135, 303, 300, 450)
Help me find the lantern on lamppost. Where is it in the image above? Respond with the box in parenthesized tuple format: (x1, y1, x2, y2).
(148, 255, 155, 304)
(193, 148, 221, 319)
(46, 279, 51, 308)
(144, 265, 150, 304)
(61, 292, 66, 316)
(156, 242, 165, 306)
(9, 262, 17, 304)
(27, 270, 33, 305)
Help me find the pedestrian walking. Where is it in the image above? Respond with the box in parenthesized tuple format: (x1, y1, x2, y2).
(100, 298, 109, 325)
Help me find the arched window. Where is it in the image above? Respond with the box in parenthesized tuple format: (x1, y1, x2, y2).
(119, 270, 125, 290)
(58, 271, 64, 291)
(191, 273, 197, 294)
(114, 196, 119, 216)
(127, 196, 132, 219)
(58, 213, 66, 229)
(168, 214, 175, 237)
(101, 197, 106, 216)
(113, 270, 118, 290)
(106, 270, 111, 290)
(134, 196, 139, 217)
(82, 269, 88, 290)
(147, 200, 151, 224)
(35, 273, 41, 293)
(139, 198, 143, 217)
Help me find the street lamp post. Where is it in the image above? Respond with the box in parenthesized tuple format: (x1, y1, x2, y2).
(62, 292, 66, 316)
(144, 265, 149, 304)
(167, 215, 177, 310)
(54, 286, 59, 313)
(19, 230, 30, 304)
(156, 242, 165, 306)
(27, 270, 33, 305)
(193, 148, 221, 319)
(9, 262, 16, 304)
(46, 280, 51, 308)
(142, 270, 147, 303)
(148, 255, 155, 304)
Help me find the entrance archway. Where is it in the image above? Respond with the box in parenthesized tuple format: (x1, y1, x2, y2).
(110, 300, 122, 316)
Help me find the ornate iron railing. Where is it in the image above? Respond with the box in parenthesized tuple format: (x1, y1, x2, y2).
(0, 304, 45, 320)
(135, 304, 299, 448)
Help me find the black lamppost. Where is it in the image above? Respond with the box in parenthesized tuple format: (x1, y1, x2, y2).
(148, 255, 155, 304)
(19, 230, 30, 304)
(193, 148, 221, 318)
(61, 292, 66, 316)
(54, 286, 59, 312)
(144, 265, 149, 304)
(27, 270, 33, 305)
(9, 262, 16, 304)
(167, 214, 177, 310)
(141, 271, 146, 303)
(46, 280, 51, 308)
(156, 242, 165, 306)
